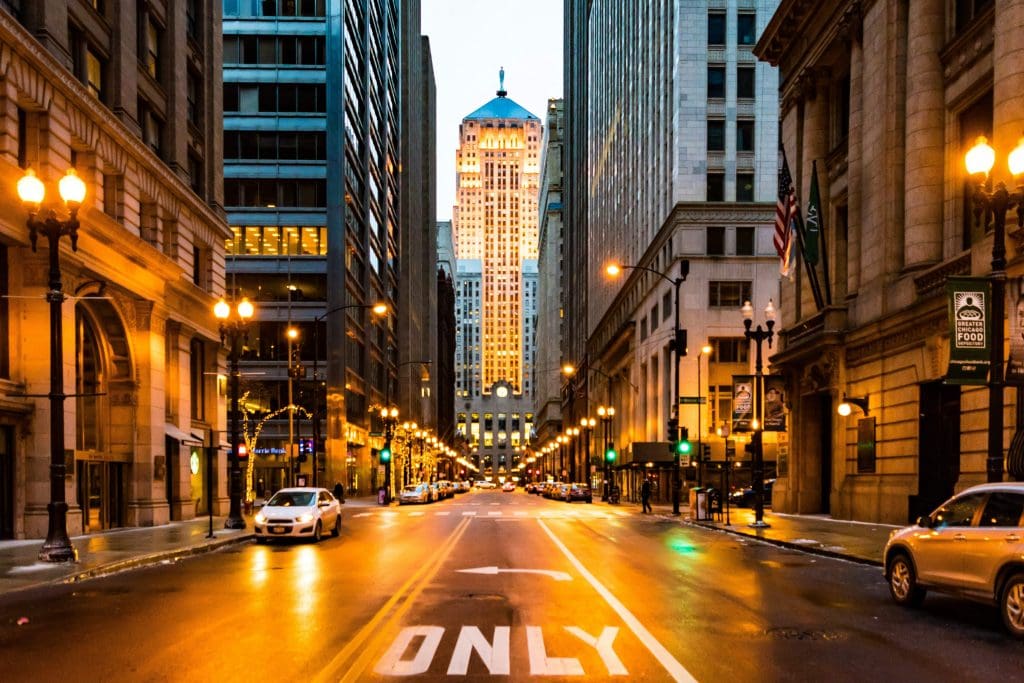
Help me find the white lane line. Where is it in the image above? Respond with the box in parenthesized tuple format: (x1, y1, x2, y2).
(489, 503, 500, 506)
(537, 519, 696, 683)
(487, 511, 503, 516)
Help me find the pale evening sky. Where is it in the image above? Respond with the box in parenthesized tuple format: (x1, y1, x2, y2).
(420, 0, 564, 222)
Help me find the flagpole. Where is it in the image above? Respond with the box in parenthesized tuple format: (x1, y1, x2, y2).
(793, 210, 825, 311)
(810, 161, 832, 305)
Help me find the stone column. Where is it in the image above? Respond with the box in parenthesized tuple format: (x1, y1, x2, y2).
(994, 0, 1024, 153)
(902, 0, 945, 269)
(847, 21, 863, 296)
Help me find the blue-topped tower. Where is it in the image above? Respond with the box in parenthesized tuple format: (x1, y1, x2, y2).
(452, 70, 541, 481)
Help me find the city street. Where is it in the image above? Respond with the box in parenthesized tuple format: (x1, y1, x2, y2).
(1, 489, 1022, 681)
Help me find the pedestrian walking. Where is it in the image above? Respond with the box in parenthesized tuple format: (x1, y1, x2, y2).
(641, 477, 652, 513)
(333, 481, 345, 503)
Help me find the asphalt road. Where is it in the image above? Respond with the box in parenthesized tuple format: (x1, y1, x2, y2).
(1, 490, 1023, 681)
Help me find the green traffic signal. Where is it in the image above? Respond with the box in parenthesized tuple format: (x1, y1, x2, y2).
(380, 443, 392, 463)
(604, 445, 617, 462)
(674, 439, 691, 455)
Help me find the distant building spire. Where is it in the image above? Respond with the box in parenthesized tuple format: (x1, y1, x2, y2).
(497, 66, 507, 97)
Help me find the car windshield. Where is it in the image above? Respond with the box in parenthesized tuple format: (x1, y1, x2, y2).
(266, 491, 315, 507)
(403, 485, 421, 492)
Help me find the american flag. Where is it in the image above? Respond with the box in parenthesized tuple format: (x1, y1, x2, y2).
(775, 151, 798, 277)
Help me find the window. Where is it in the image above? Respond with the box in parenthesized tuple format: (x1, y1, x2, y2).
(141, 16, 161, 79)
(709, 337, 748, 364)
(0, 246, 7, 378)
(16, 107, 27, 169)
(706, 226, 725, 255)
(709, 281, 752, 308)
(707, 120, 725, 151)
(650, 305, 659, 332)
(736, 226, 755, 255)
(955, 0, 993, 34)
(737, 173, 754, 202)
(737, 66, 755, 99)
(85, 47, 105, 100)
(931, 493, 986, 528)
(223, 179, 327, 208)
(707, 66, 725, 99)
(139, 100, 162, 155)
(186, 0, 199, 40)
(960, 91, 993, 250)
(708, 11, 725, 45)
(187, 71, 201, 125)
(737, 120, 755, 152)
(640, 317, 648, 341)
(737, 13, 756, 45)
(979, 492, 1024, 527)
(102, 173, 124, 220)
(662, 291, 671, 322)
(190, 338, 205, 420)
(189, 154, 204, 198)
(707, 173, 725, 201)
(831, 74, 851, 148)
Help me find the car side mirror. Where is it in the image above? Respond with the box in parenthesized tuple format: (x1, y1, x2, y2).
(916, 515, 931, 528)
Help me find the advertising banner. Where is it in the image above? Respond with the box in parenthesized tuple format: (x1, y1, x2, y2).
(732, 375, 754, 433)
(1008, 277, 1024, 385)
(946, 277, 991, 385)
(763, 375, 786, 432)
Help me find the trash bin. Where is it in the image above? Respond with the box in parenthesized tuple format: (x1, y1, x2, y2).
(689, 487, 709, 521)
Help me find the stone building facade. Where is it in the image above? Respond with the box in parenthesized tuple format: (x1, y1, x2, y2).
(757, 0, 1022, 522)
(0, 2, 229, 539)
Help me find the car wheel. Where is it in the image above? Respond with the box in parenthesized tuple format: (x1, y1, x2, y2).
(331, 515, 341, 538)
(888, 552, 925, 607)
(312, 521, 323, 543)
(1001, 573, 1024, 639)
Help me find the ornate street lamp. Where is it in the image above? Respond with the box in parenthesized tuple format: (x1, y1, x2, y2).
(19, 168, 86, 562)
(380, 406, 398, 503)
(965, 135, 1024, 482)
(215, 295, 255, 529)
(598, 405, 615, 501)
(742, 298, 776, 528)
(697, 344, 713, 487)
(606, 259, 689, 514)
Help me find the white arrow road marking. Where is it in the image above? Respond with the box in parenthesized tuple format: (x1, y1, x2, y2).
(456, 566, 573, 582)
(373, 625, 444, 676)
(537, 519, 696, 682)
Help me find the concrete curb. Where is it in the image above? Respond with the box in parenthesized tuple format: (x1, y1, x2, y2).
(680, 517, 883, 567)
(61, 533, 256, 585)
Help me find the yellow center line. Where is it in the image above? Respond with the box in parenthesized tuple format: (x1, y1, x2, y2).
(313, 516, 471, 682)
(338, 517, 474, 681)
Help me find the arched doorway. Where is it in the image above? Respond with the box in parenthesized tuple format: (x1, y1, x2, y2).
(74, 299, 133, 532)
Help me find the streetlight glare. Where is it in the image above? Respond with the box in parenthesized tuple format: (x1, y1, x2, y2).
(17, 168, 45, 206)
(605, 263, 621, 277)
(562, 363, 576, 376)
(1010, 138, 1024, 177)
(965, 136, 996, 176)
(701, 344, 713, 355)
(58, 169, 86, 205)
(287, 327, 299, 340)
(214, 299, 230, 320)
(372, 302, 389, 315)
(837, 401, 852, 417)
(237, 298, 255, 319)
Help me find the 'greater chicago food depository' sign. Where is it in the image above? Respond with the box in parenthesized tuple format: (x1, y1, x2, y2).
(946, 277, 991, 385)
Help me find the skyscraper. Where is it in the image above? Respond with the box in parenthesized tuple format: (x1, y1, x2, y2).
(453, 72, 539, 478)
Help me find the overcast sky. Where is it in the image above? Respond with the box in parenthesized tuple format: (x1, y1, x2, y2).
(421, 0, 564, 221)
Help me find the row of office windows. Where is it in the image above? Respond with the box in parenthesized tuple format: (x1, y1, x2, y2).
(223, 131, 326, 161)
(708, 65, 755, 100)
(707, 11, 757, 47)
(224, 179, 327, 207)
(223, 0, 326, 17)
(708, 173, 754, 202)
(708, 120, 755, 153)
(639, 281, 753, 341)
(226, 225, 327, 256)
(224, 35, 326, 65)
(224, 83, 327, 114)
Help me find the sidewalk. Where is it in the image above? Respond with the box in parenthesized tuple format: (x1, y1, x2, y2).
(0, 496, 383, 596)
(643, 500, 895, 566)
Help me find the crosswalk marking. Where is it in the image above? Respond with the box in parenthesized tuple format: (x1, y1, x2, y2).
(410, 511, 424, 517)
(463, 511, 477, 516)
(436, 511, 450, 516)
(487, 511, 503, 516)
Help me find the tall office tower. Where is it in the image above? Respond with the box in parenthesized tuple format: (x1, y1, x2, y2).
(560, 2, 781, 498)
(223, 0, 425, 497)
(534, 99, 565, 447)
(452, 73, 540, 478)
(0, 2, 228, 539)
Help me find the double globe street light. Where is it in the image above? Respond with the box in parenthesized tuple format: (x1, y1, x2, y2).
(18, 167, 87, 562)
(215, 296, 256, 529)
(741, 299, 775, 529)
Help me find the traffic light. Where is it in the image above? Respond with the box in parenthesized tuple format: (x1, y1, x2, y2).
(380, 440, 392, 463)
(667, 418, 679, 444)
(674, 427, 691, 456)
(605, 443, 617, 463)
(701, 443, 711, 461)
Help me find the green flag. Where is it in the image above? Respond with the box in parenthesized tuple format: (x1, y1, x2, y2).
(804, 161, 821, 266)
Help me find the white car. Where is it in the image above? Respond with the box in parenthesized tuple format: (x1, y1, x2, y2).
(255, 487, 341, 543)
(475, 480, 497, 489)
(399, 483, 431, 504)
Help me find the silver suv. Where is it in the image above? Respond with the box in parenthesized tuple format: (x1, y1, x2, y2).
(884, 482, 1024, 638)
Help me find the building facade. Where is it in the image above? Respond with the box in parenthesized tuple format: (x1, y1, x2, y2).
(561, 0, 782, 499)
(0, 1, 229, 538)
(534, 98, 565, 448)
(223, 0, 431, 499)
(452, 76, 540, 479)
(756, 0, 1024, 523)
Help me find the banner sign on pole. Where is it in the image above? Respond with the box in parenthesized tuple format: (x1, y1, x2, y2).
(732, 375, 753, 433)
(946, 277, 991, 385)
(1007, 277, 1024, 385)
(763, 375, 786, 432)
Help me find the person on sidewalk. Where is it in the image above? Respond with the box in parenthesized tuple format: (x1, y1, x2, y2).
(333, 482, 345, 504)
(641, 477, 652, 513)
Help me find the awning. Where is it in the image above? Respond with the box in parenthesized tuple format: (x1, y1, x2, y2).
(165, 423, 204, 446)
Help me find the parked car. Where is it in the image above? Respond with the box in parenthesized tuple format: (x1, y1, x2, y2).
(399, 483, 431, 505)
(454, 481, 470, 494)
(565, 483, 592, 503)
(501, 481, 515, 492)
(729, 479, 775, 508)
(475, 480, 497, 489)
(436, 480, 455, 499)
(254, 487, 341, 543)
(883, 482, 1024, 638)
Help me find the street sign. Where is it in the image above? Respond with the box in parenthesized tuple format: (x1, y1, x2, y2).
(678, 396, 706, 405)
(369, 431, 383, 437)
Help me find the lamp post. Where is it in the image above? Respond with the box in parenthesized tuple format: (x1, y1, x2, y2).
(965, 136, 1024, 483)
(310, 301, 387, 492)
(580, 417, 595, 488)
(742, 298, 776, 528)
(598, 405, 615, 501)
(19, 168, 86, 562)
(215, 295, 256, 529)
(607, 259, 689, 514)
(697, 344, 712, 488)
(286, 325, 299, 486)
(380, 406, 398, 503)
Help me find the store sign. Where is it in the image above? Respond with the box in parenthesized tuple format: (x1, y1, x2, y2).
(946, 277, 991, 385)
